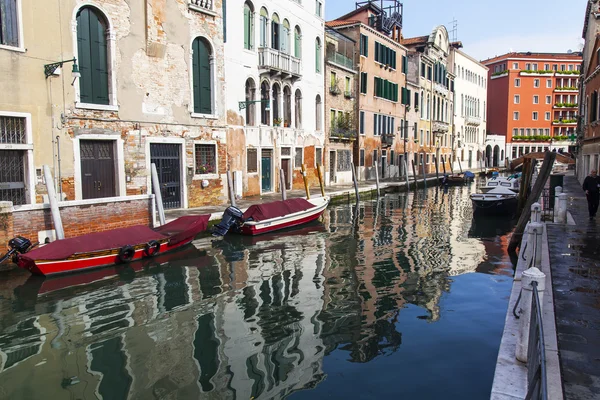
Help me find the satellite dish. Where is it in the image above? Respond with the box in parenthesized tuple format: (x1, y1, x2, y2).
(567, 49, 573, 53)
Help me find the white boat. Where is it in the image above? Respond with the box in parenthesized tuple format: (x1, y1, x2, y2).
(479, 173, 521, 194)
(470, 186, 518, 215)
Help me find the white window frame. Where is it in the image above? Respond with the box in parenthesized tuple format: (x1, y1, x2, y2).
(533, 79, 540, 88)
(545, 112, 550, 121)
(294, 147, 303, 168)
(514, 95, 520, 104)
(75, 133, 127, 202)
(512, 62, 518, 69)
(513, 111, 519, 120)
(192, 140, 219, 179)
(546, 95, 551, 104)
(189, 36, 218, 119)
(0, 111, 35, 205)
(0, 0, 25, 52)
(71, 4, 119, 111)
(515, 78, 521, 87)
(533, 95, 539, 104)
(315, 147, 323, 167)
(532, 112, 538, 121)
(546, 79, 552, 88)
(247, 147, 259, 175)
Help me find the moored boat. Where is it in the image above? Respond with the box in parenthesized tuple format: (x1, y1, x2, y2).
(8, 215, 210, 276)
(479, 172, 521, 193)
(470, 186, 518, 215)
(213, 197, 329, 236)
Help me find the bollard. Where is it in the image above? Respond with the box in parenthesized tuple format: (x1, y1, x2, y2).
(526, 222, 544, 269)
(553, 186, 563, 222)
(557, 193, 568, 224)
(516, 267, 546, 362)
(530, 202, 542, 223)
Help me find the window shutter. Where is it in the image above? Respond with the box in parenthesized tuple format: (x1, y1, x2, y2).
(77, 8, 93, 104)
(402, 55, 407, 74)
(78, 8, 110, 105)
(295, 31, 300, 58)
(407, 89, 411, 106)
(244, 7, 249, 49)
(360, 111, 364, 133)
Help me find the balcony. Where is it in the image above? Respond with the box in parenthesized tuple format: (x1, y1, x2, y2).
(329, 85, 341, 95)
(519, 70, 554, 76)
(327, 52, 356, 71)
(466, 115, 481, 126)
(258, 48, 301, 80)
(329, 127, 357, 141)
(432, 120, 449, 133)
(554, 86, 579, 93)
(344, 90, 355, 99)
(552, 118, 577, 125)
(188, 0, 216, 15)
(554, 103, 578, 109)
(433, 83, 449, 96)
(381, 134, 395, 146)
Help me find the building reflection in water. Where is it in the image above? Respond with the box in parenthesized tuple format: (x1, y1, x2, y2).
(0, 187, 514, 399)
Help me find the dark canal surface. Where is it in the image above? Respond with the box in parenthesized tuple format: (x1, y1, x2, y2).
(0, 184, 516, 399)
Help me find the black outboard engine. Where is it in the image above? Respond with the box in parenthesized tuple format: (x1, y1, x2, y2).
(0, 236, 33, 264)
(212, 206, 244, 236)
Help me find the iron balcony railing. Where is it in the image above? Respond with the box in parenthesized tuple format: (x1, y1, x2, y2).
(327, 52, 355, 70)
(258, 48, 301, 77)
(525, 281, 547, 400)
(329, 127, 357, 140)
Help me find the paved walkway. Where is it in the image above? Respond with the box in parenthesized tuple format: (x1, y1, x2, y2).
(547, 173, 600, 399)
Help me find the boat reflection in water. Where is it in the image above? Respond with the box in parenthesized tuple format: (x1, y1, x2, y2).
(0, 187, 515, 399)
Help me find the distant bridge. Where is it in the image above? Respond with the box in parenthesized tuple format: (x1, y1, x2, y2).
(509, 152, 575, 170)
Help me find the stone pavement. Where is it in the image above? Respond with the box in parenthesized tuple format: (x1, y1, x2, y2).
(547, 173, 600, 399)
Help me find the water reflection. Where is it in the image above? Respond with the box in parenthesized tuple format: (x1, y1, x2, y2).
(0, 184, 515, 399)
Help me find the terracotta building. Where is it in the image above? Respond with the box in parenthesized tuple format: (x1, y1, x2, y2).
(579, 0, 600, 180)
(482, 52, 582, 164)
(327, 1, 408, 181)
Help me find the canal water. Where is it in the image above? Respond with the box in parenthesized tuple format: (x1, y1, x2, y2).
(0, 183, 516, 400)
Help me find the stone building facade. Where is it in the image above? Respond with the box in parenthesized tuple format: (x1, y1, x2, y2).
(402, 26, 454, 175)
(223, 0, 326, 197)
(0, 0, 229, 214)
(324, 27, 357, 186)
(327, 1, 408, 181)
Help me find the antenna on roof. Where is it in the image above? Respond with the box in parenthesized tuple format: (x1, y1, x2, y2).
(448, 18, 458, 42)
(567, 49, 573, 54)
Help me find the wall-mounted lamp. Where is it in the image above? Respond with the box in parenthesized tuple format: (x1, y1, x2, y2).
(238, 99, 271, 112)
(44, 57, 81, 85)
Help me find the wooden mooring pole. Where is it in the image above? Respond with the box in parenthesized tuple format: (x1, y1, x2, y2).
(421, 161, 427, 189)
(301, 164, 310, 199)
(404, 158, 411, 191)
(351, 162, 360, 202)
(411, 159, 418, 187)
(434, 155, 439, 181)
(374, 160, 381, 197)
(316, 164, 326, 197)
(441, 156, 447, 175)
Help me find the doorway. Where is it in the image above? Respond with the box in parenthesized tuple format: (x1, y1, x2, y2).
(329, 150, 336, 184)
(150, 143, 182, 209)
(261, 149, 272, 192)
(80, 140, 116, 200)
(281, 158, 291, 190)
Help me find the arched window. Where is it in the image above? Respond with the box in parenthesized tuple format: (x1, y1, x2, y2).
(260, 81, 270, 125)
(420, 90, 424, 118)
(245, 78, 256, 126)
(271, 13, 280, 50)
(295, 89, 302, 128)
(426, 94, 430, 120)
(461, 94, 464, 117)
(315, 95, 322, 131)
(283, 86, 292, 126)
(192, 37, 213, 114)
(315, 37, 322, 73)
(282, 19, 290, 54)
(243, 2, 255, 50)
(272, 83, 281, 125)
(294, 26, 302, 59)
(259, 7, 268, 47)
(76, 6, 110, 105)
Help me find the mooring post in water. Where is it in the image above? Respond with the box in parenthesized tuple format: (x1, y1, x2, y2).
(421, 160, 427, 189)
(434, 155, 439, 181)
(516, 267, 546, 362)
(411, 159, 418, 187)
(43, 165, 65, 240)
(316, 164, 326, 197)
(404, 158, 410, 191)
(301, 164, 310, 199)
(458, 158, 463, 174)
(374, 161, 381, 197)
(279, 169, 287, 201)
(351, 162, 360, 202)
(441, 156, 447, 175)
(151, 163, 166, 226)
(227, 170, 237, 208)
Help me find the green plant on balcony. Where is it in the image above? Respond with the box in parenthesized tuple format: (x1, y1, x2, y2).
(553, 135, 570, 141)
(491, 70, 508, 77)
(553, 118, 577, 124)
(555, 102, 578, 108)
(512, 135, 552, 141)
(330, 112, 356, 139)
(555, 70, 580, 75)
(273, 117, 282, 126)
(520, 69, 553, 74)
(556, 86, 578, 91)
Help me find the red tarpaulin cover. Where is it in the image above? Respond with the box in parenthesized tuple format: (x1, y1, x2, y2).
(22, 215, 210, 261)
(242, 198, 314, 222)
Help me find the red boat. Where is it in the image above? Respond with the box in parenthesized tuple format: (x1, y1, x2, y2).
(13, 215, 210, 276)
(213, 197, 330, 236)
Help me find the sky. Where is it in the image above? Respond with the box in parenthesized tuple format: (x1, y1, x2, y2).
(325, 0, 588, 61)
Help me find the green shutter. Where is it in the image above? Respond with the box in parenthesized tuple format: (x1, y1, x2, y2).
(295, 30, 300, 58)
(193, 38, 212, 114)
(77, 8, 93, 104)
(407, 89, 411, 106)
(244, 6, 250, 49)
(402, 55, 407, 74)
(392, 50, 396, 69)
(77, 7, 109, 105)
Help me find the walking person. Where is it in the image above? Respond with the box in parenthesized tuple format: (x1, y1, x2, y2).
(583, 169, 600, 219)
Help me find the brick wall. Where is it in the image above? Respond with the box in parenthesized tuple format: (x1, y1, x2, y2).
(1, 196, 153, 255)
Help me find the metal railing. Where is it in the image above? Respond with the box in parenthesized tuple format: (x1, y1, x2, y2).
(329, 127, 356, 139)
(326, 52, 355, 70)
(525, 281, 548, 400)
(258, 48, 302, 77)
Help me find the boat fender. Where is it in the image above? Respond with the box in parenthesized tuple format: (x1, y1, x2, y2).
(117, 245, 135, 263)
(144, 240, 161, 257)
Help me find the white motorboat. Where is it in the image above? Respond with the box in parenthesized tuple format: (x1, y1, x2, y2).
(470, 186, 518, 215)
(479, 173, 521, 194)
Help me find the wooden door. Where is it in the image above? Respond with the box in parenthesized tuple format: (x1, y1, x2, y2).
(261, 149, 272, 192)
(281, 158, 291, 190)
(80, 140, 116, 200)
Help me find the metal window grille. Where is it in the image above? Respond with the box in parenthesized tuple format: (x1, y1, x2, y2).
(194, 144, 216, 174)
(247, 148, 258, 173)
(294, 148, 302, 168)
(360, 149, 365, 167)
(0, 116, 26, 144)
(0, 150, 26, 205)
(316, 148, 322, 166)
(281, 147, 291, 156)
(337, 150, 352, 171)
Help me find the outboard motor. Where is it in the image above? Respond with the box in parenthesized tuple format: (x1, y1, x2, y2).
(0, 236, 34, 264)
(212, 206, 244, 236)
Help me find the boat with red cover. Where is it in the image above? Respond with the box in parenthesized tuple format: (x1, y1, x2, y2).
(213, 197, 329, 236)
(13, 215, 210, 276)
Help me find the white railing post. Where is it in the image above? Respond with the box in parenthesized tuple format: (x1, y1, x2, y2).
(557, 193, 568, 224)
(527, 222, 544, 269)
(516, 267, 546, 362)
(531, 202, 541, 223)
(553, 186, 562, 223)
